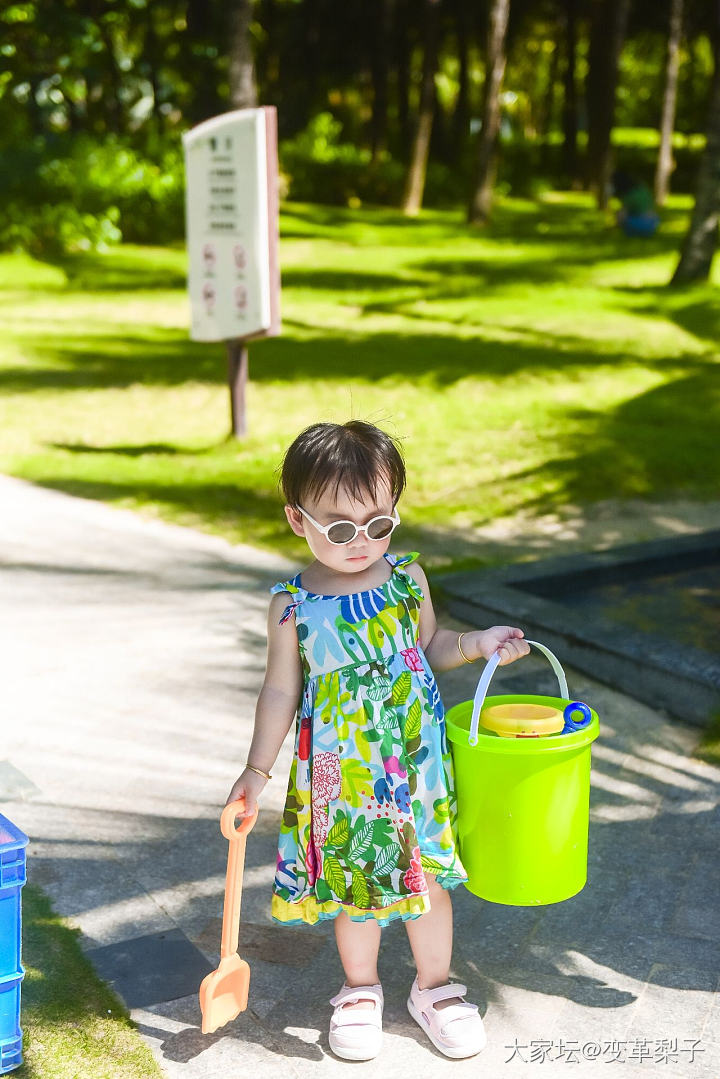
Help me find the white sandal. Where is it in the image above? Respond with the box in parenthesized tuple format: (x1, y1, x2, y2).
(407, 975, 486, 1058)
(328, 981, 384, 1060)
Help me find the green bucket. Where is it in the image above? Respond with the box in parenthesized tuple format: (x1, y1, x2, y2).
(446, 641, 599, 906)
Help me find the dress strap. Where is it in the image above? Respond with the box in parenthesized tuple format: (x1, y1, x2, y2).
(385, 551, 424, 602)
(270, 575, 308, 625)
(384, 551, 419, 569)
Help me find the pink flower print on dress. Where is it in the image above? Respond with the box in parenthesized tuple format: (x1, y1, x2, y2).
(403, 844, 426, 894)
(383, 754, 407, 779)
(312, 802, 330, 849)
(311, 752, 342, 808)
(308, 806, 329, 885)
(306, 837, 317, 880)
(401, 647, 424, 672)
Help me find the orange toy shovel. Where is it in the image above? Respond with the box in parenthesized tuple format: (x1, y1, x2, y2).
(199, 798, 258, 1034)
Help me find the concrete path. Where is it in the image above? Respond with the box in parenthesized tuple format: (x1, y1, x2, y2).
(1, 473, 719, 1079)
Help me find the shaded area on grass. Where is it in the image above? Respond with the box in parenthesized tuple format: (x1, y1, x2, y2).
(0, 321, 712, 392)
(513, 363, 720, 508)
(50, 247, 187, 292)
(1, 198, 718, 569)
(17, 883, 163, 1079)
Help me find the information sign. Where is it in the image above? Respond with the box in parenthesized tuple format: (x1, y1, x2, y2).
(183, 107, 280, 343)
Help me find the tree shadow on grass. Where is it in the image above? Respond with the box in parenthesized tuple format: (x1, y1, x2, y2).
(50, 249, 187, 292)
(513, 363, 720, 513)
(279, 268, 427, 293)
(50, 442, 219, 457)
(612, 285, 720, 349)
(0, 325, 665, 395)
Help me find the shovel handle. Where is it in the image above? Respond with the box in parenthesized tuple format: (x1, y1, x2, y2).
(221, 799, 258, 840)
(219, 798, 258, 960)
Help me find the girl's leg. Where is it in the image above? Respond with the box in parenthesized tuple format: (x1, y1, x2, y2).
(404, 873, 463, 1010)
(333, 909, 382, 1011)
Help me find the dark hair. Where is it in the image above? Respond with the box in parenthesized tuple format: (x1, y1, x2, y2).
(280, 421, 406, 508)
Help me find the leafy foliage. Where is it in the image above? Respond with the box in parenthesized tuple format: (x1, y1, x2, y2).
(0, 134, 184, 254)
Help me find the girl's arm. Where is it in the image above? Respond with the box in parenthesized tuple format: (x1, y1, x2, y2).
(225, 592, 303, 814)
(406, 562, 530, 672)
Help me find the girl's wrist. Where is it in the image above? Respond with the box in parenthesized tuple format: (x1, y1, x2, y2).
(457, 631, 474, 664)
(245, 762, 272, 781)
(458, 629, 492, 664)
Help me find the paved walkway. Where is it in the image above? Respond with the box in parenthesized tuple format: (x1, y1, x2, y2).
(1, 473, 719, 1079)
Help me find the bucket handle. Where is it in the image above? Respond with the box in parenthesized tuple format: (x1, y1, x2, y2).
(468, 640, 569, 746)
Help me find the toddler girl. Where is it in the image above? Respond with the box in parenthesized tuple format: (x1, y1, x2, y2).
(226, 420, 529, 1061)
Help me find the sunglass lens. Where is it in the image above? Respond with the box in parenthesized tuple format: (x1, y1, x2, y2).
(327, 521, 357, 544)
(367, 516, 394, 539)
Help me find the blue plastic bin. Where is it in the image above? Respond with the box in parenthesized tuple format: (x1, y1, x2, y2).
(0, 814, 28, 1075)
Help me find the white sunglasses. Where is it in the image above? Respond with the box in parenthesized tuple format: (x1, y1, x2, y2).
(296, 505, 400, 545)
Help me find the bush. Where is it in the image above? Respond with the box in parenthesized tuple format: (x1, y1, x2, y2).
(1, 201, 122, 258)
(279, 114, 558, 209)
(0, 135, 185, 255)
(37, 136, 185, 243)
(279, 112, 405, 206)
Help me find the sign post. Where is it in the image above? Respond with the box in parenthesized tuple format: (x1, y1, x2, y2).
(183, 107, 281, 437)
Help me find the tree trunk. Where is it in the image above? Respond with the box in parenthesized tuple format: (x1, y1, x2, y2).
(98, 19, 124, 134)
(145, 5, 163, 138)
(584, 0, 631, 209)
(539, 36, 560, 159)
(655, 0, 683, 206)
(395, 0, 412, 156)
(467, 0, 510, 225)
(671, 8, 720, 284)
(303, 0, 320, 120)
(257, 0, 280, 105)
(228, 0, 258, 110)
(451, 0, 470, 156)
(561, 0, 579, 185)
(401, 0, 442, 216)
(371, 0, 394, 162)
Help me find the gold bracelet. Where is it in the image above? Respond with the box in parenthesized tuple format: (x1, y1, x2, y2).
(457, 632, 473, 664)
(246, 763, 272, 781)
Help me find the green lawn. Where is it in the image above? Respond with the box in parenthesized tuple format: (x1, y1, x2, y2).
(16, 885, 163, 1079)
(1, 193, 718, 570)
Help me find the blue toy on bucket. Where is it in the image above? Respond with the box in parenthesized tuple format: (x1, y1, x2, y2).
(445, 641, 600, 906)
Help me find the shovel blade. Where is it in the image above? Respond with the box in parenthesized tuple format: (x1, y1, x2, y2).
(199, 955, 251, 1034)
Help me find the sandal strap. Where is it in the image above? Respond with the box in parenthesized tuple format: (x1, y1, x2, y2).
(416, 981, 468, 1005)
(329, 983, 383, 1009)
(434, 1002, 480, 1032)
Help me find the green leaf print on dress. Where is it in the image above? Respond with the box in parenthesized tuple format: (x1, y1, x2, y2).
(269, 551, 468, 928)
(392, 671, 412, 706)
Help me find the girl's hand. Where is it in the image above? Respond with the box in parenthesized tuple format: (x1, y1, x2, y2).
(225, 767, 269, 817)
(471, 626, 530, 665)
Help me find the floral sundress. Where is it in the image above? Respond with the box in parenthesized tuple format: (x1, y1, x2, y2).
(269, 551, 468, 927)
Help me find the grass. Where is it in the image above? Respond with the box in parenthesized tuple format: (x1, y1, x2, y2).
(16, 884, 163, 1079)
(694, 712, 720, 766)
(0, 191, 719, 570)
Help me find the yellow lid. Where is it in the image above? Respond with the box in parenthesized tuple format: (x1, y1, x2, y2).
(479, 702, 565, 738)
